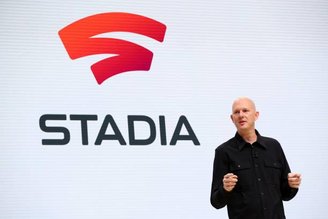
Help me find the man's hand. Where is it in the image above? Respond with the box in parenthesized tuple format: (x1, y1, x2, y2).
(223, 173, 238, 192)
(288, 173, 302, 189)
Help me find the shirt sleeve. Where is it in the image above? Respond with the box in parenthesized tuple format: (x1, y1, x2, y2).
(210, 147, 232, 209)
(278, 142, 299, 201)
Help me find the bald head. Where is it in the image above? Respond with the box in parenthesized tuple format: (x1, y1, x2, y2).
(232, 97, 257, 113)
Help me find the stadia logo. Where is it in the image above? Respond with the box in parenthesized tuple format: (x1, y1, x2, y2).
(58, 12, 167, 84)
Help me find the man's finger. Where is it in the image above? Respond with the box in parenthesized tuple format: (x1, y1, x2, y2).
(288, 173, 301, 178)
(224, 173, 238, 179)
(223, 177, 238, 183)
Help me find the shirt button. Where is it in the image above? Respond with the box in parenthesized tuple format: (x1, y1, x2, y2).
(255, 164, 258, 167)
(258, 178, 261, 181)
(260, 192, 264, 196)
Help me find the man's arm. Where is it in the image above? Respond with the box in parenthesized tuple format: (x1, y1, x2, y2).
(210, 147, 237, 209)
(278, 144, 300, 201)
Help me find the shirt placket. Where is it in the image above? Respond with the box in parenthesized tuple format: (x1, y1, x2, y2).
(251, 144, 267, 217)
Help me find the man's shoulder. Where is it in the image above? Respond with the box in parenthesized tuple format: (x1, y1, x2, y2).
(260, 134, 279, 142)
(215, 136, 236, 151)
(258, 134, 282, 149)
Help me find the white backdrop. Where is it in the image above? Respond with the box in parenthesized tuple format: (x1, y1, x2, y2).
(1, 0, 328, 218)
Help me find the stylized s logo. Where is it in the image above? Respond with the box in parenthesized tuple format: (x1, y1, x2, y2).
(59, 12, 166, 84)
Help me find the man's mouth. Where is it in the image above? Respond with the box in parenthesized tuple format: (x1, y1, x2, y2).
(239, 121, 246, 125)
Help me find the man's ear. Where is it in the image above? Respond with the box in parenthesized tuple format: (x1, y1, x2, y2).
(255, 111, 259, 121)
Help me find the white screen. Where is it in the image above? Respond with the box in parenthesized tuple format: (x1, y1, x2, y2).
(1, 0, 327, 218)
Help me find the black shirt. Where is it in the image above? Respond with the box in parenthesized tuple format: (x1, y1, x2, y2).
(210, 131, 298, 219)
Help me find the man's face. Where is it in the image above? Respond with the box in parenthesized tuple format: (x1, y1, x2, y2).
(230, 98, 259, 133)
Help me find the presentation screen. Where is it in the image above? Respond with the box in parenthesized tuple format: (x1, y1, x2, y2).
(1, 0, 327, 218)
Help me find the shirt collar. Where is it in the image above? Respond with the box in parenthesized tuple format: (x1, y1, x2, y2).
(234, 130, 267, 151)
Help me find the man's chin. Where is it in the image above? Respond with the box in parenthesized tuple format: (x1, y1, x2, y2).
(237, 126, 250, 132)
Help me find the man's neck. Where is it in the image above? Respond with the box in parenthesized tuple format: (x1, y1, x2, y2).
(239, 129, 257, 144)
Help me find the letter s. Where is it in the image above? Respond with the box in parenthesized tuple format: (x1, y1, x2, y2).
(39, 114, 70, 145)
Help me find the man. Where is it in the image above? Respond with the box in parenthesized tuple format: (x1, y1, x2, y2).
(210, 97, 301, 219)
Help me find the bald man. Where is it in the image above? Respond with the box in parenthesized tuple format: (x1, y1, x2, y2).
(210, 97, 301, 219)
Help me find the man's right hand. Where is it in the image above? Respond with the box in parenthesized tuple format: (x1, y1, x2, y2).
(223, 173, 238, 192)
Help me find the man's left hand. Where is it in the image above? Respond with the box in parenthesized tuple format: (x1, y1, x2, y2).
(288, 173, 302, 189)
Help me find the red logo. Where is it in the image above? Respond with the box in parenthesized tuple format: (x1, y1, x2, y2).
(58, 12, 166, 84)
